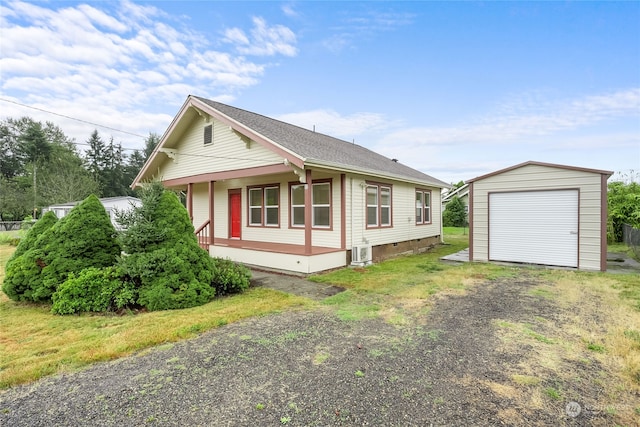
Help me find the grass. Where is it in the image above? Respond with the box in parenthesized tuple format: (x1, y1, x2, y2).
(0, 230, 21, 245)
(608, 241, 640, 261)
(1, 227, 639, 425)
(0, 244, 311, 388)
(313, 230, 510, 324)
(495, 267, 640, 425)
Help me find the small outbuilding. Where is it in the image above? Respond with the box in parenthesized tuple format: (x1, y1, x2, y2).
(467, 161, 612, 271)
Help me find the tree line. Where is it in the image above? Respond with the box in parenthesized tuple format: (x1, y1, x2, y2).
(0, 116, 159, 221)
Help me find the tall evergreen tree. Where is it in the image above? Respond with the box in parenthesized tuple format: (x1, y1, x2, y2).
(143, 132, 160, 160)
(84, 130, 107, 195)
(102, 137, 128, 197)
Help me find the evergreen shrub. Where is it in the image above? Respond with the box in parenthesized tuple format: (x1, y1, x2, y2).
(118, 183, 222, 311)
(2, 195, 121, 302)
(51, 266, 136, 315)
(211, 257, 251, 295)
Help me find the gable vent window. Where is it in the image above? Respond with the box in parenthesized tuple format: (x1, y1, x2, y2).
(204, 124, 213, 145)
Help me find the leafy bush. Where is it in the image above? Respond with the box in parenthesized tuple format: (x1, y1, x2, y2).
(443, 196, 467, 227)
(608, 179, 640, 242)
(51, 267, 136, 315)
(211, 258, 251, 295)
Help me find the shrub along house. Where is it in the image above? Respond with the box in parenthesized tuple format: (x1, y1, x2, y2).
(132, 95, 449, 274)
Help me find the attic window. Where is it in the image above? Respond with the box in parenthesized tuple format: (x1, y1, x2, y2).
(204, 124, 213, 145)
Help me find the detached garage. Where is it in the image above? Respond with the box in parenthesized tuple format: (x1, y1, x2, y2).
(467, 161, 612, 271)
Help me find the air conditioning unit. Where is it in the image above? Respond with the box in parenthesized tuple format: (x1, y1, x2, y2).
(351, 245, 372, 266)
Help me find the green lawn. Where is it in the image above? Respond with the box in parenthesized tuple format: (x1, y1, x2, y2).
(1, 228, 638, 398)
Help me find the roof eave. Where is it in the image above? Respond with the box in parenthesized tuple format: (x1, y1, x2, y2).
(467, 160, 614, 183)
(304, 159, 449, 188)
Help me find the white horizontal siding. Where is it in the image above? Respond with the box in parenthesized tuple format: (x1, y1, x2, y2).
(471, 164, 605, 270)
(160, 117, 283, 181)
(346, 175, 442, 248)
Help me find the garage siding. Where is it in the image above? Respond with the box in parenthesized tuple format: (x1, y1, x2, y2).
(470, 163, 610, 271)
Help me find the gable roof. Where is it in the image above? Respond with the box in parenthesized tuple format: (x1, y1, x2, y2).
(133, 95, 449, 188)
(467, 161, 613, 183)
(44, 196, 141, 210)
(442, 183, 469, 203)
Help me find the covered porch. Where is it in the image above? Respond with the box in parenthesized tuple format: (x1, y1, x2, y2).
(211, 238, 346, 274)
(169, 168, 348, 274)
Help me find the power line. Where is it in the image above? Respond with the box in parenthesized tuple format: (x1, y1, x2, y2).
(0, 97, 148, 138)
(1, 97, 278, 164)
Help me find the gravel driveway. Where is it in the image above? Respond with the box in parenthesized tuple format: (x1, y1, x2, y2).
(0, 274, 616, 426)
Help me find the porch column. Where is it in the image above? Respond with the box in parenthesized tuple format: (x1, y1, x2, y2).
(187, 183, 193, 221)
(340, 173, 346, 250)
(208, 181, 215, 245)
(304, 169, 312, 255)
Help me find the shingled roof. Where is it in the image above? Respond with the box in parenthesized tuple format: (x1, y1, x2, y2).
(194, 96, 448, 188)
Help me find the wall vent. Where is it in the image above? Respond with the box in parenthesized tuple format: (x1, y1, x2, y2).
(204, 124, 213, 145)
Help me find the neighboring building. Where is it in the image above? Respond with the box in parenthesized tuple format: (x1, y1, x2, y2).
(42, 196, 141, 230)
(132, 95, 450, 274)
(442, 183, 469, 213)
(467, 161, 612, 271)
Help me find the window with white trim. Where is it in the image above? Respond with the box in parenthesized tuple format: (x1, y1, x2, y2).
(416, 189, 431, 225)
(290, 181, 332, 228)
(291, 184, 305, 227)
(312, 182, 331, 228)
(248, 185, 279, 227)
(366, 183, 392, 228)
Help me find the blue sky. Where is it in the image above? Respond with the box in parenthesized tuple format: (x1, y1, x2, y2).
(1, 1, 639, 184)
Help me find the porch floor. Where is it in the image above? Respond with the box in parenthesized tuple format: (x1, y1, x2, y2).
(212, 238, 343, 256)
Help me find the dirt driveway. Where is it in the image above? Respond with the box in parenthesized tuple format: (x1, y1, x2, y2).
(0, 273, 630, 426)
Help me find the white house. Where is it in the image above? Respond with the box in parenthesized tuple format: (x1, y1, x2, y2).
(442, 183, 469, 213)
(132, 95, 450, 274)
(42, 196, 141, 230)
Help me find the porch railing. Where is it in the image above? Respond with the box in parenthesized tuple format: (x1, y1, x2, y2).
(195, 220, 210, 250)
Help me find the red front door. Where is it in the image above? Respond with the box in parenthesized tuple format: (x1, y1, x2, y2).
(229, 191, 241, 239)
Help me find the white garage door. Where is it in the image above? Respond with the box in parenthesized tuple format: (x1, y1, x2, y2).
(489, 190, 578, 268)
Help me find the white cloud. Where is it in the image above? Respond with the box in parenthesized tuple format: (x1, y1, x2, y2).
(375, 88, 640, 148)
(282, 4, 299, 18)
(322, 9, 415, 53)
(276, 109, 395, 138)
(224, 17, 298, 57)
(0, 1, 298, 150)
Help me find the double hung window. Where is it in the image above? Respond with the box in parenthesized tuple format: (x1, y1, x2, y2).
(416, 190, 431, 224)
(366, 183, 392, 228)
(248, 185, 279, 227)
(290, 180, 332, 228)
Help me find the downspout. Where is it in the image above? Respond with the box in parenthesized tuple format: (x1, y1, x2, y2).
(440, 189, 444, 243)
(350, 177, 353, 250)
(304, 169, 312, 255)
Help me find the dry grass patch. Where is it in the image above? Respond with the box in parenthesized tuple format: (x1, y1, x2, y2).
(494, 270, 640, 426)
